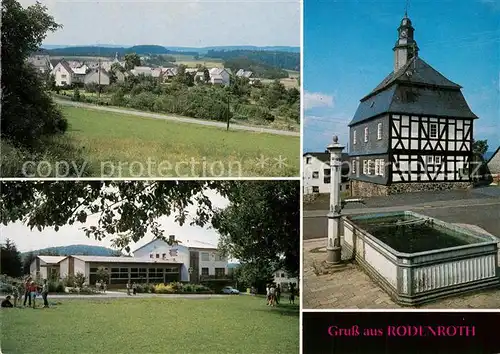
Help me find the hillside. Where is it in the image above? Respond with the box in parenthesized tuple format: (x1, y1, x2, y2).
(21, 244, 122, 257)
(206, 50, 300, 71)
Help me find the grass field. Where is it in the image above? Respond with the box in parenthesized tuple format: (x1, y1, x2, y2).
(59, 106, 299, 177)
(1, 296, 299, 354)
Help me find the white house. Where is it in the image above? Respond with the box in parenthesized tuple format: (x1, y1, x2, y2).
(133, 235, 229, 283)
(84, 68, 111, 86)
(236, 69, 253, 78)
(51, 61, 74, 86)
(30, 256, 66, 280)
(303, 152, 351, 194)
(27, 54, 52, 74)
(273, 269, 297, 292)
(209, 68, 231, 86)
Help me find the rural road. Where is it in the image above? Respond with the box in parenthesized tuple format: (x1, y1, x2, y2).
(55, 99, 300, 137)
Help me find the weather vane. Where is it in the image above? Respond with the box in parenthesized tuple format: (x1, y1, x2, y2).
(405, 0, 410, 17)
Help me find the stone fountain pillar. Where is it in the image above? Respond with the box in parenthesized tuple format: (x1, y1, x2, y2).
(326, 135, 344, 264)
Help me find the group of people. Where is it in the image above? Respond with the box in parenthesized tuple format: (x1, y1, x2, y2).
(95, 280, 108, 293)
(266, 283, 282, 307)
(265, 283, 296, 307)
(126, 281, 138, 295)
(1, 276, 50, 309)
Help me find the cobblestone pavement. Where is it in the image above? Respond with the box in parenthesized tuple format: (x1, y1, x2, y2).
(303, 237, 500, 310)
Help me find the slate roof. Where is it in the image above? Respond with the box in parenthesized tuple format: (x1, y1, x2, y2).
(349, 57, 478, 126)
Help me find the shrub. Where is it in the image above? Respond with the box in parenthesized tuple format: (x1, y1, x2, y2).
(73, 88, 81, 102)
(48, 281, 65, 293)
(154, 283, 175, 294)
(62, 275, 76, 287)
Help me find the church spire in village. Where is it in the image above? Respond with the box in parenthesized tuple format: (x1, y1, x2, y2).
(393, 8, 419, 72)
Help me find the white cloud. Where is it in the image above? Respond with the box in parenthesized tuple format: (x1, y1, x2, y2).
(304, 92, 335, 110)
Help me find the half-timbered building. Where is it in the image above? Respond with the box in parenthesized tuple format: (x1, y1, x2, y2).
(348, 14, 478, 196)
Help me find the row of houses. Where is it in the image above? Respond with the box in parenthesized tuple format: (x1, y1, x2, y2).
(29, 235, 298, 290)
(27, 53, 255, 88)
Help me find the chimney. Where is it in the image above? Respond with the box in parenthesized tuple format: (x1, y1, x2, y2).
(168, 235, 175, 243)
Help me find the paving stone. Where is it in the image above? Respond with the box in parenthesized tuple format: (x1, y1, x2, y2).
(303, 237, 500, 309)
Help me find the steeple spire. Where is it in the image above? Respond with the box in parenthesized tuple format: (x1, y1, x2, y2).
(393, 10, 419, 72)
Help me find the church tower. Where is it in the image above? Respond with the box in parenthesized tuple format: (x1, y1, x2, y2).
(393, 13, 419, 72)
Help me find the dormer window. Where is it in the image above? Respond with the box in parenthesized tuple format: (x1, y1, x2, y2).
(364, 127, 368, 142)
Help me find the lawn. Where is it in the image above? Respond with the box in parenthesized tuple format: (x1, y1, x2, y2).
(58, 106, 299, 177)
(1, 296, 299, 354)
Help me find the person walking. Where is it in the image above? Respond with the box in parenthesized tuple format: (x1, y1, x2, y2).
(103, 281, 107, 293)
(23, 277, 32, 307)
(29, 281, 37, 308)
(275, 284, 281, 305)
(265, 284, 270, 306)
(268, 284, 276, 307)
(41, 279, 49, 308)
(126, 281, 131, 296)
(132, 282, 137, 295)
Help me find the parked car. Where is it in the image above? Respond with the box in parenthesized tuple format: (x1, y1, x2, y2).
(221, 286, 240, 295)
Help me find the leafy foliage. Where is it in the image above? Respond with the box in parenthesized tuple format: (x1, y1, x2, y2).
(0, 181, 298, 272)
(1, 0, 67, 148)
(96, 267, 110, 283)
(1, 239, 23, 277)
(472, 139, 489, 156)
(213, 180, 299, 277)
(124, 53, 141, 71)
(207, 50, 300, 71)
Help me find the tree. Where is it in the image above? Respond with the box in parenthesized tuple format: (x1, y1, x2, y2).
(74, 271, 86, 288)
(96, 267, 110, 283)
(22, 251, 36, 275)
(110, 62, 125, 74)
(203, 68, 210, 83)
(1, 0, 67, 148)
(0, 181, 298, 276)
(213, 181, 299, 277)
(233, 261, 275, 294)
(1, 239, 23, 277)
(124, 53, 141, 71)
(473, 139, 489, 156)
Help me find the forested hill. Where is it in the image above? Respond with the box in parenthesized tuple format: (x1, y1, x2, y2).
(44, 45, 198, 57)
(21, 244, 122, 257)
(223, 58, 290, 79)
(206, 50, 300, 71)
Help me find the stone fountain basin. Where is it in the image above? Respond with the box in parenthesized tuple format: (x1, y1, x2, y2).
(343, 211, 499, 306)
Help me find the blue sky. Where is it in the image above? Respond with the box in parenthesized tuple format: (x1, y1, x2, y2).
(303, 0, 499, 153)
